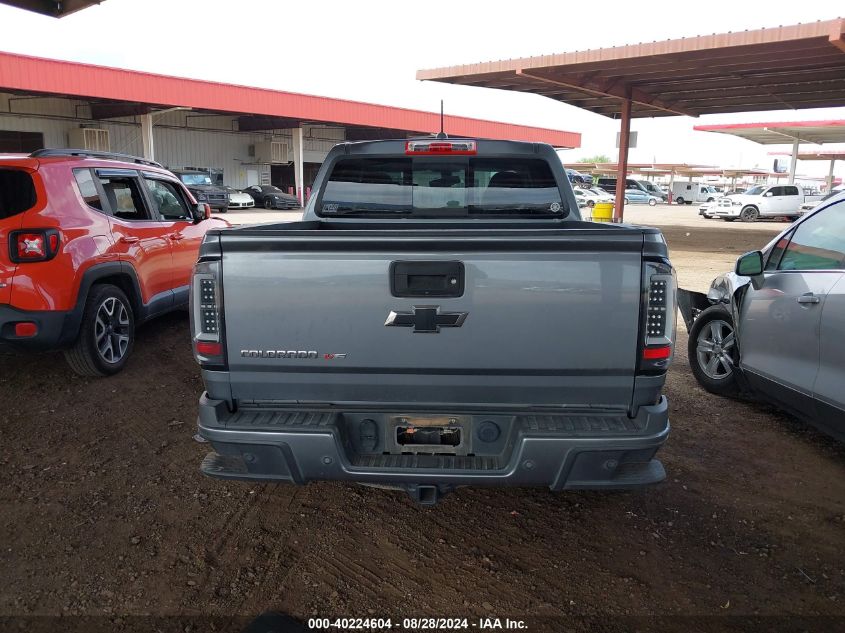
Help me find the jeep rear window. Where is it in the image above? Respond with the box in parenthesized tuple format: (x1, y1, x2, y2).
(0, 168, 37, 220)
(319, 157, 565, 218)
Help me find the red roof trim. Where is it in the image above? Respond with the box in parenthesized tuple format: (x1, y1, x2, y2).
(694, 120, 845, 132)
(0, 51, 580, 148)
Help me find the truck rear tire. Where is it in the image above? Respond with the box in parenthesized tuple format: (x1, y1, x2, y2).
(675, 197, 685, 205)
(64, 284, 135, 377)
(688, 306, 739, 397)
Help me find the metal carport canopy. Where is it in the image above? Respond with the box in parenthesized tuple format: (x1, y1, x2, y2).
(0, 0, 104, 17)
(693, 120, 845, 144)
(695, 120, 845, 187)
(416, 18, 845, 219)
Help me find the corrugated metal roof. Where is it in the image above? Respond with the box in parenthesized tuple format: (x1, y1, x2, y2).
(694, 120, 845, 144)
(0, 0, 104, 17)
(416, 18, 845, 119)
(0, 51, 580, 147)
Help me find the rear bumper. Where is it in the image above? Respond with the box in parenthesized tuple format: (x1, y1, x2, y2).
(0, 304, 74, 351)
(196, 394, 670, 492)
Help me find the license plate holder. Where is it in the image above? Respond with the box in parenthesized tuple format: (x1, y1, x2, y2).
(386, 415, 471, 456)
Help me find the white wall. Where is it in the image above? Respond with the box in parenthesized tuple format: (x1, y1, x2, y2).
(0, 93, 343, 188)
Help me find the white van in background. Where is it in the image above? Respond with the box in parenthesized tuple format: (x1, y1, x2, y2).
(671, 182, 721, 205)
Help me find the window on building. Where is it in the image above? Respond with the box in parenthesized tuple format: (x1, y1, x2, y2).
(0, 130, 44, 153)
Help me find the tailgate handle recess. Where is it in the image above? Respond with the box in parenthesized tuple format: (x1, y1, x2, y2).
(391, 261, 464, 298)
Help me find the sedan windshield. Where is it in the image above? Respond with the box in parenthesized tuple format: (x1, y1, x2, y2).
(320, 157, 564, 217)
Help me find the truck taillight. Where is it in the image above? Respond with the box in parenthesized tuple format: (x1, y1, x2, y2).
(405, 140, 477, 155)
(640, 261, 676, 373)
(190, 260, 226, 367)
(9, 229, 60, 263)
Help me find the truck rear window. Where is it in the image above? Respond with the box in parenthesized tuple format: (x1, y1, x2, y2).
(0, 168, 37, 220)
(319, 157, 565, 217)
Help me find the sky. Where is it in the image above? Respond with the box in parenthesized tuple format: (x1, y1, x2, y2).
(0, 0, 843, 180)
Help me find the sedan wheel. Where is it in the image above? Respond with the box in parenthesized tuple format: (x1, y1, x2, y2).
(264, 199, 273, 209)
(687, 306, 739, 396)
(696, 319, 735, 380)
(648, 198, 657, 206)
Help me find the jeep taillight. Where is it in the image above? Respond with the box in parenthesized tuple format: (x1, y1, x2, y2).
(639, 261, 676, 373)
(9, 229, 60, 263)
(190, 260, 226, 368)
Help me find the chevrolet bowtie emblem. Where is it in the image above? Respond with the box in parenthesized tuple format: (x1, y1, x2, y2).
(385, 306, 468, 333)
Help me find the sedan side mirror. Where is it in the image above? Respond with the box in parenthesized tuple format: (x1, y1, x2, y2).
(736, 250, 765, 288)
(192, 202, 211, 223)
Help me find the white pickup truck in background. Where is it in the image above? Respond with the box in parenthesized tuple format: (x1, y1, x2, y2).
(700, 184, 825, 222)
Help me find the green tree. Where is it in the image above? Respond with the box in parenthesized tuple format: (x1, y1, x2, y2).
(576, 154, 612, 164)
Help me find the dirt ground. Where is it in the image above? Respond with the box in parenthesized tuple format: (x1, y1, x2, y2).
(1, 209, 843, 632)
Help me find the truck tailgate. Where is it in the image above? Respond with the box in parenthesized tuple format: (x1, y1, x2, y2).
(219, 228, 645, 408)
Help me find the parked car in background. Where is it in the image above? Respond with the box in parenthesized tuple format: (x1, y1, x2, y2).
(243, 185, 300, 209)
(0, 150, 228, 376)
(172, 170, 229, 213)
(573, 189, 589, 208)
(698, 201, 722, 218)
(586, 186, 614, 202)
(624, 188, 660, 205)
(575, 186, 611, 207)
(596, 177, 649, 195)
(672, 182, 721, 205)
(679, 192, 845, 440)
(711, 184, 814, 222)
(799, 185, 845, 215)
(564, 167, 592, 185)
(636, 179, 667, 201)
(224, 186, 254, 210)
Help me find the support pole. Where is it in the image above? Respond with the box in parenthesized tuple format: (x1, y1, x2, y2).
(787, 138, 799, 185)
(140, 113, 154, 160)
(292, 126, 305, 206)
(667, 170, 675, 204)
(614, 95, 632, 222)
(828, 159, 836, 192)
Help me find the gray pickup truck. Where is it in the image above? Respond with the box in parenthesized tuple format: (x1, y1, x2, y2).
(189, 138, 676, 504)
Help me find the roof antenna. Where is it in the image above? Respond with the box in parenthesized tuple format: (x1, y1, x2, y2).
(436, 100, 447, 139)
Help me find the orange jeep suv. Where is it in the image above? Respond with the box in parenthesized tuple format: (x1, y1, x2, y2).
(0, 149, 228, 376)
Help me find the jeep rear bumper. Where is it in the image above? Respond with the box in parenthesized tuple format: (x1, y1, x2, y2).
(196, 394, 670, 503)
(0, 304, 75, 351)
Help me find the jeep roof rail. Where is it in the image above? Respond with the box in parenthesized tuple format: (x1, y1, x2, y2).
(30, 149, 164, 168)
